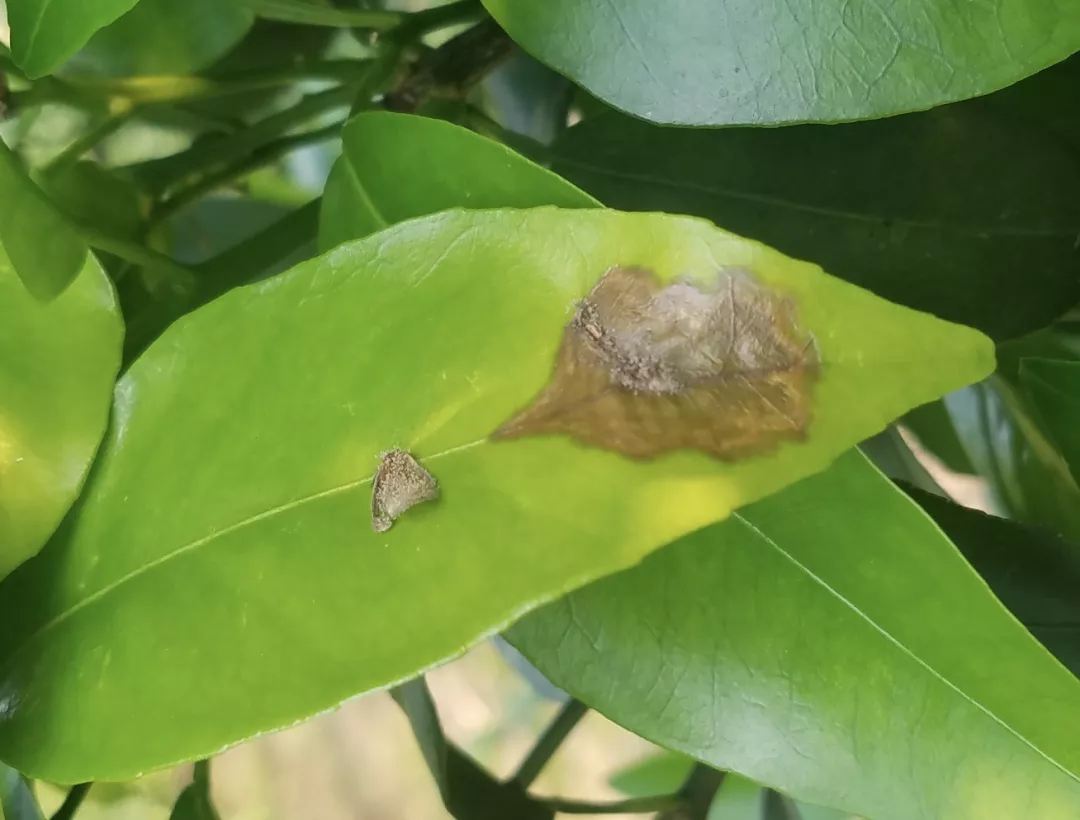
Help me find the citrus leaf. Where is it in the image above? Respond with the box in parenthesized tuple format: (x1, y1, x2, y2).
(0, 206, 990, 781)
(547, 76, 1080, 342)
(509, 450, 1080, 820)
(481, 0, 1080, 126)
(71, 0, 254, 77)
(0, 244, 123, 581)
(0, 764, 43, 820)
(318, 111, 598, 253)
(5, 0, 138, 78)
(238, 0, 400, 29)
(0, 140, 89, 301)
(1020, 358, 1080, 483)
(943, 376, 1080, 538)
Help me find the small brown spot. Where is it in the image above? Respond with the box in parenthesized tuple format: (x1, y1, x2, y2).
(494, 265, 819, 460)
(371, 449, 439, 532)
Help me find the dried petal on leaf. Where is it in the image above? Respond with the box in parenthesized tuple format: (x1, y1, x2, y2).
(494, 266, 819, 460)
(371, 449, 439, 532)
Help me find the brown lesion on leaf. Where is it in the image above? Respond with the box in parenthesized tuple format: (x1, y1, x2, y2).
(371, 449, 439, 532)
(493, 266, 819, 460)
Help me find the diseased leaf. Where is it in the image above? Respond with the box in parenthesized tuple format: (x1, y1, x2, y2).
(496, 266, 817, 460)
(0, 208, 990, 782)
(546, 75, 1080, 342)
(0, 140, 89, 301)
(371, 450, 439, 533)
(5, 0, 138, 78)
(482, 0, 1080, 126)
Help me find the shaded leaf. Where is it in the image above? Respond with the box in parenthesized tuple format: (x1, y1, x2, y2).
(0, 764, 43, 820)
(238, 0, 400, 28)
(943, 376, 1080, 537)
(496, 266, 818, 460)
(481, 0, 1080, 126)
(1019, 358, 1080, 483)
(609, 751, 695, 799)
(5, 0, 137, 78)
(39, 161, 144, 240)
(72, 0, 254, 77)
(901, 400, 976, 476)
(444, 747, 552, 820)
(548, 86, 1080, 342)
(0, 208, 989, 781)
(318, 111, 598, 252)
(0, 244, 123, 580)
(509, 449, 1080, 820)
(0, 140, 89, 301)
(902, 485, 1080, 678)
(168, 762, 219, 820)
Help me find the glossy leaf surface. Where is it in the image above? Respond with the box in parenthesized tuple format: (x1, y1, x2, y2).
(482, 0, 1080, 126)
(0, 207, 989, 781)
(510, 450, 1080, 820)
(0, 245, 123, 580)
(944, 376, 1080, 538)
(904, 485, 1080, 677)
(318, 112, 598, 252)
(0, 140, 89, 301)
(5, 0, 137, 77)
(548, 87, 1080, 341)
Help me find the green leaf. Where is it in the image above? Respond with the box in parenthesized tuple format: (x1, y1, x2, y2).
(0, 767, 41, 820)
(1020, 358, 1080, 483)
(481, 0, 1080, 126)
(609, 750, 695, 798)
(0, 206, 989, 781)
(71, 0, 254, 77)
(508, 450, 1080, 820)
(708, 774, 763, 820)
(903, 485, 1080, 678)
(318, 111, 598, 252)
(0, 244, 123, 581)
(238, 0, 401, 28)
(0, 140, 89, 301)
(546, 84, 1080, 342)
(943, 376, 1080, 538)
(38, 161, 144, 241)
(168, 762, 219, 820)
(5, 0, 138, 78)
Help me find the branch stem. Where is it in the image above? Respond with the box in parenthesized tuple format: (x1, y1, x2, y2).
(512, 699, 588, 788)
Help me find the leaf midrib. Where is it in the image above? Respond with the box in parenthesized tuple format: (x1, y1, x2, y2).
(734, 512, 1080, 789)
(0, 437, 487, 676)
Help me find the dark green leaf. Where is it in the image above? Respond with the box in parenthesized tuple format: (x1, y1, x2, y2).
(0, 206, 989, 781)
(0, 244, 123, 580)
(901, 400, 976, 476)
(482, 0, 1080, 126)
(943, 376, 1080, 538)
(548, 84, 1080, 342)
(318, 111, 598, 251)
(609, 751, 694, 798)
(444, 746, 552, 820)
(168, 762, 219, 820)
(1020, 358, 1080, 484)
(238, 0, 401, 28)
(509, 450, 1080, 820)
(903, 486, 1080, 678)
(39, 161, 144, 240)
(0, 140, 89, 301)
(5, 0, 137, 78)
(0, 765, 43, 820)
(72, 0, 254, 77)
